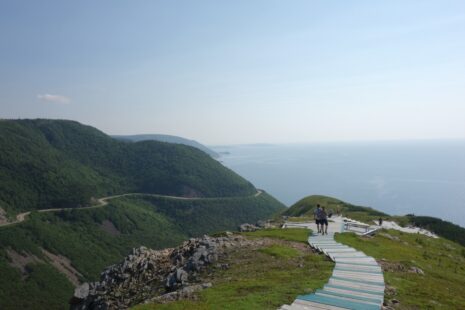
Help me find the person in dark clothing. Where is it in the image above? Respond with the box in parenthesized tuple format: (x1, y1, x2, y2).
(320, 207, 328, 235)
(379, 218, 383, 226)
(314, 204, 322, 233)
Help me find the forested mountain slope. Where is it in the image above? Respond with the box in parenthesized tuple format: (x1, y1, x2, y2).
(0, 119, 254, 216)
(113, 134, 219, 158)
(0, 119, 285, 309)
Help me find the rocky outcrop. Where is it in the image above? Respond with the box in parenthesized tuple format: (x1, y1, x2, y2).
(70, 235, 250, 309)
(239, 220, 276, 232)
(239, 223, 259, 232)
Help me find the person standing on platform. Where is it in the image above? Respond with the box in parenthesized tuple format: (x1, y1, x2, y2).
(314, 204, 322, 233)
(320, 207, 329, 235)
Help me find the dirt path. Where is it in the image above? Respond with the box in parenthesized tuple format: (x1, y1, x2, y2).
(0, 190, 263, 228)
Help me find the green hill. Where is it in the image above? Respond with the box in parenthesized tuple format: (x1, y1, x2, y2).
(0, 119, 255, 216)
(406, 215, 465, 247)
(0, 119, 285, 309)
(284, 195, 465, 247)
(283, 195, 388, 222)
(113, 134, 219, 158)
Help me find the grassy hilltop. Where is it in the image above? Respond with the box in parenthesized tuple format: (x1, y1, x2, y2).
(283, 195, 389, 223)
(280, 195, 465, 308)
(283, 195, 465, 247)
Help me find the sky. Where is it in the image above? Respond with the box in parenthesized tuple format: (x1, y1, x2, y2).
(1, 0, 465, 145)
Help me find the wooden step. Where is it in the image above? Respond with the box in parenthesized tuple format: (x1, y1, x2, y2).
(321, 287, 384, 303)
(328, 279, 385, 293)
(297, 294, 381, 310)
(315, 291, 381, 306)
(324, 284, 384, 297)
(293, 298, 350, 310)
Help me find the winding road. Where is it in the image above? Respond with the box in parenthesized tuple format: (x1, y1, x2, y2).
(0, 190, 262, 228)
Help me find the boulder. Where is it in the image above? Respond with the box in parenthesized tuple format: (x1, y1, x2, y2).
(239, 223, 259, 232)
(70, 235, 250, 309)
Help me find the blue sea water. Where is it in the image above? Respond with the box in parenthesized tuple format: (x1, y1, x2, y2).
(212, 140, 465, 227)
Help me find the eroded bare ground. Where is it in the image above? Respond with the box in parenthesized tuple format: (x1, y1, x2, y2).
(100, 219, 121, 236)
(377, 259, 424, 274)
(6, 247, 83, 286)
(6, 248, 43, 278)
(42, 249, 83, 287)
(0, 207, 7, 225)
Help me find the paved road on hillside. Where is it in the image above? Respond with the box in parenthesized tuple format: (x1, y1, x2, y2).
(0, 190, 263, 228)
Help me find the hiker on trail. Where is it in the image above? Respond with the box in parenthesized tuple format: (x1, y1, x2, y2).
(320, 207, 328, 235)
(314, 204, 322, 233)
(379, 217, 383, 226)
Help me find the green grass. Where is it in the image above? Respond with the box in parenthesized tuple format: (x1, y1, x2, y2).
(258, 244, 300, 259)
(335, 230, 465, 309)
(242, 228, 310, 243)
(0, 261, 74, 310)
(342, 211, 384, 224)
(286, 216, 314, 222)
(134, 229, 333, 310)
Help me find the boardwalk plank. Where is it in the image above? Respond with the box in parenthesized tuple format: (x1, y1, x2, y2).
(281, 223, 384, 310)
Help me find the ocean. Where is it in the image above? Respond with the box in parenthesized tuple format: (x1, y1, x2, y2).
(212, 140, 465, 227)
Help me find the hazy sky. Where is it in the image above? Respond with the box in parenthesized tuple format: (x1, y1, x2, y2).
(1, 1, 465, 144)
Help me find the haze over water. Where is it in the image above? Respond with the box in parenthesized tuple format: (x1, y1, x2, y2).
(213, 140, 465, 227)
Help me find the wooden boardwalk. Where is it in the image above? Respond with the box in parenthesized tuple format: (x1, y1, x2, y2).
(280, 225, 384, 310)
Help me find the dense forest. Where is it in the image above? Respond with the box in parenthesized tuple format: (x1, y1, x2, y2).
(0, 119, 255, 216)
(113, 134, 219, 158)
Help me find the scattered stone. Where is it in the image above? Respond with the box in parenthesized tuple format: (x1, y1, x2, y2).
(378, 259, 424, 277)
(74, 283, 90, 299)
(256, 220, 275, 229)
(384, 285, 397, 297)
(256, 220, 266, 228)
(70, 235, 253, 309)
(216, 263, 229, 270)
(239, 223, 259, 232)
(408, 266, 424, 275)
(378, 259, 408, 273)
